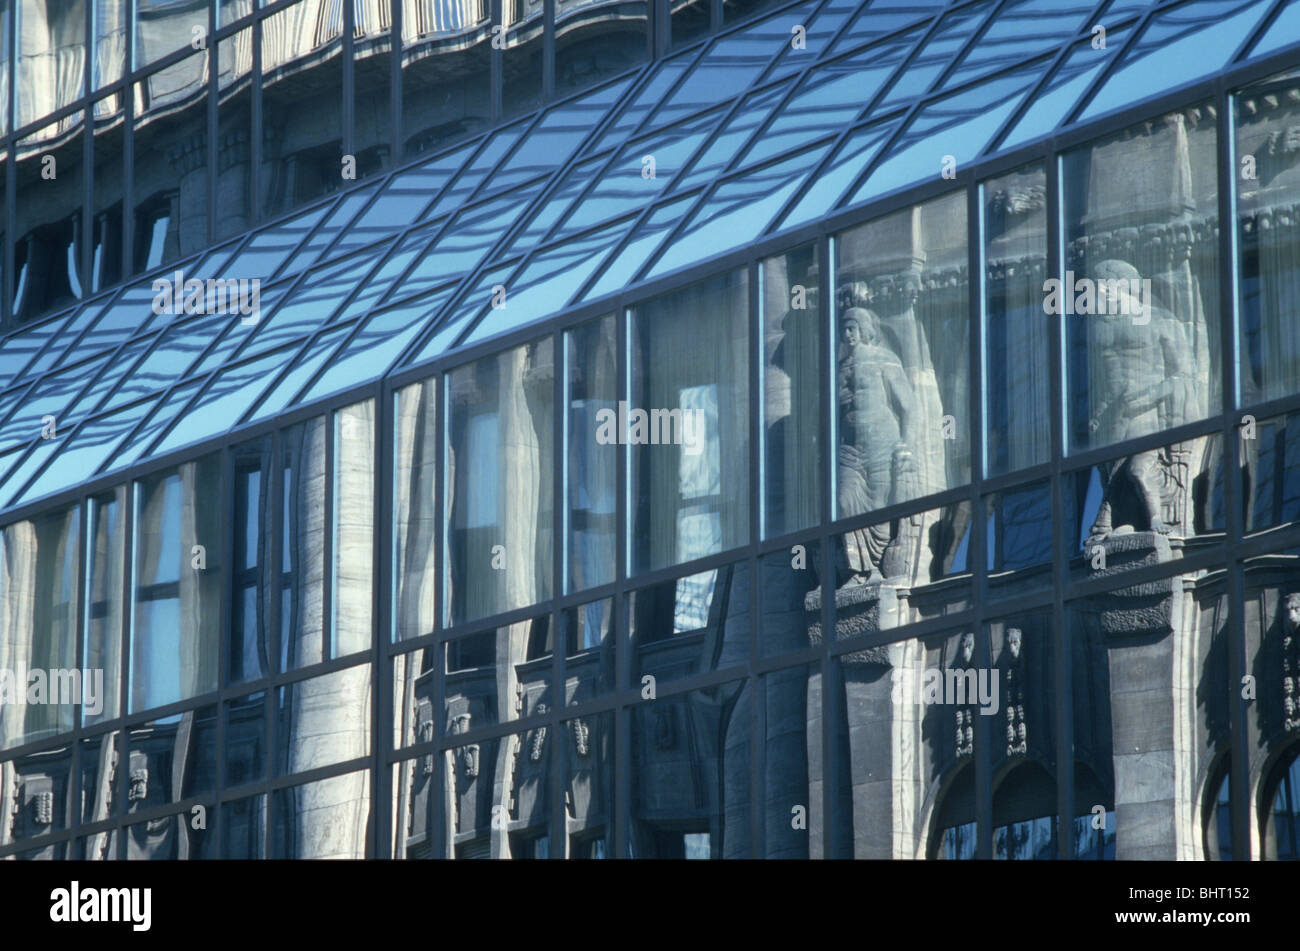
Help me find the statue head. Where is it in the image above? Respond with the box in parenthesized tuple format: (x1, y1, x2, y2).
(840, 307, 880, 348)
(1093, 258, 1147, 318)
(1286, 593, 1300, 632)
(960, 632, 975, 665)
(1007, 627, 1022, 659)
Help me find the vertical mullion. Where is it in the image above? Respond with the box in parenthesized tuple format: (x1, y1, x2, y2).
(343, 0, 356, 161)
(122, 0, 136, 281)
(207, 0, 218, 248)
(251, 6, 263, 224)
(116, 477, 136, 859)
(747, 261, 760, 858)
(1046, 147, 1074, 860)
(1218, 85, 1250, 861)
(390, 0, 402, 164)
(433, 372, 448, 855)
(542, 0, 555, 103)
(324, 408, 336, 661)
(68, 496, 89, 854)
(550, 327, 565, 856)
(968, 177, 992, 861)
(81, 0, 94, 296)
(818, 231, 833, 859)
(373, 380, 394, 858)
(613, 300, 629, 859)
(490, 0, 503, 123)
(216, 442, 235, 859)
(3, 0, 15, 327)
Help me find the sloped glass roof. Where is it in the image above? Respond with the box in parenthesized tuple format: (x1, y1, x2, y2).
(0, 0, 1293, 514)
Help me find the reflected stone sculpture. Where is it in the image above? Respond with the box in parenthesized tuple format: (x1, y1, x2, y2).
(1282, 594, 1300, 733)
(835, 307, 919, 585)
(1085, 259, 1196, 547)
(953, 633, 975, 759)
(1003, 628, 1027, 757)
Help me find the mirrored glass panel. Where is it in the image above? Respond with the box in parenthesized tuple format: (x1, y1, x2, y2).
(130, 455, 222, 713)
(446, 339, 555, 624)
(629, 271, 749, 575)
(1063, 106, 1221, 454)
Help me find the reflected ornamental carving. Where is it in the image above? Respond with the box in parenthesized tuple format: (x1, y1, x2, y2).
(530, 705, 548, 763)
(449, 712, 480, 778)
(420, 719, 435, 776)
(571, 718, 590, 758)
(128, 767, 149, 803)
(954, 633, 976, 759)
(1282, 594, 1300, 733)
(1003, 628, 1027, 758)
(33, 791, 53, 827)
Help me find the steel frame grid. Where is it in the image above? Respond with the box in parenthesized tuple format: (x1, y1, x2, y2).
(0, 0, 1298, 861)
(0, 0, 1219, 501)
(0, 0, 1158, 386)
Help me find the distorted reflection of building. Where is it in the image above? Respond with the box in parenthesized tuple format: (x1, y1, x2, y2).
(1, 0, 1300, 861)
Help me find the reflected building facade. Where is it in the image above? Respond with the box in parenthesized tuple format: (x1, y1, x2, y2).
(1, 0, 1300, 861)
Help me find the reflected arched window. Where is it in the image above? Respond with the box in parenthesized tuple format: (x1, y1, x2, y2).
(1203, 763, 1232, 860)
(1266, 746, 1300, 860)
(931, 765, 976, 860)
(994, 762, 1056, 860)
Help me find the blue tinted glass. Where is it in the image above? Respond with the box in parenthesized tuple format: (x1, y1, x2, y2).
(0, 437, 61, 508)
(856, 64, 1042, 203)
(1103, 0, 1161, 18)
(332, 243, 423, 324)
(943, 0, 1095, 90)
(878, 2, 995, 107)
(1248, 0, 1300, 57)
(0, 311, 76, 390)
(763, 0, 843, 81)
(152, 349, 293, 456)
(331, 190, 427, 258)
(423, 123, 527, 219)
(593, 58, 695, 153)
(489, 78, 634, 193)
(112, 381, 205, 471)
(406, 184, 543, 294)
(14, 398, 160, 506)
(87, 335, 163, 414)
(278, 188, 374, 276)
(67, 282, 158, 359)
(998, 26, 1133, 150)
(0, 358, 106, 451)
(559, 109, 722, 239)
(653, 24, 790, 125)
(581, 195, 700, 302)
(222, 205, 329, 283)
(503, 154, 607, 253)
(779, 117, 898, 229)
(1080, 0, 1273, 121)
(248, 326, 355, 423)
(241, 247, 384, 358)
(183, 281, 291, 379)
(829, 0, 946, 57)
(410, 263, 519, 364)
(385, 141, 476, 218)
(673, 85, 786, 193)
(744, 41, 907, 166)
(303, 290, 454, 402)
(24, 302, 102, 375)
(466, 221, 628, 345)
(647, 145, 832, 279)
